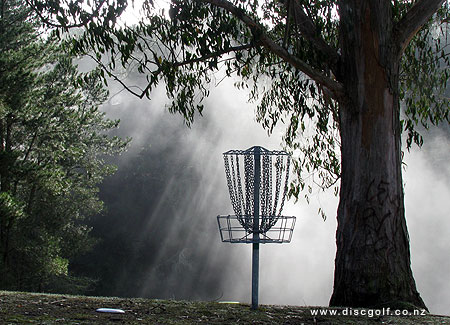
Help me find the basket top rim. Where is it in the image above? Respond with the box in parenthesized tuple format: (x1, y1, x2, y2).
(223, 146, 290, 156)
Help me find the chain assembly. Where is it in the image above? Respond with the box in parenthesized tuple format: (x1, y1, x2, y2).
(223, 146, 291, 234)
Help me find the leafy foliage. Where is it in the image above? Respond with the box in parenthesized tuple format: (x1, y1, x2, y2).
(400, 8, 450, 148)
(0, 0, 128, 293)
(24, 1, 450, 206)
(25, 0, 129, 29)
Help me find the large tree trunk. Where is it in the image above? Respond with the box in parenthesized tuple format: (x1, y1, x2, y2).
(329, 1, 426, 309)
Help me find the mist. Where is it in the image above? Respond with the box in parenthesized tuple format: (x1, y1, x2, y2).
(72, 72, 450, 315)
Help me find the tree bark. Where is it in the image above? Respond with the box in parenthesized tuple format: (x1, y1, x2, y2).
(330, 1, 426, 309)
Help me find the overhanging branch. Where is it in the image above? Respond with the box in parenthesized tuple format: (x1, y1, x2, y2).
(87, 43, 255, 99)
(199, 0, 345, 100)
(394, 0, 446, 57)
(173, 43, 255, 68)
(137, 43, 256, 97)
(258, 33, 344, 99)
(288, 0, 340, 76)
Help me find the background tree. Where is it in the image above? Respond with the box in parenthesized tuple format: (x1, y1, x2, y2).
(0, 0, 128, 293)
(26, 0, 450, 309)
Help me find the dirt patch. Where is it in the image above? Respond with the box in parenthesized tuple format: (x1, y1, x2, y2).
(1, 291, 449, 324)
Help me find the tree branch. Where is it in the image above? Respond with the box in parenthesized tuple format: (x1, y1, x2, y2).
(88, 43, 255, 99)
(173, 43, 254, 68)
(394, 0, 445, 57)
(136, 43, 256, 98)
(199, 0, 344, 100)
(288, 0, 340, 75)
(87, 53, 148, 98)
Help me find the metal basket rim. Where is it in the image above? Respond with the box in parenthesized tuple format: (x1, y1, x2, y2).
(217, 214, 296, 244)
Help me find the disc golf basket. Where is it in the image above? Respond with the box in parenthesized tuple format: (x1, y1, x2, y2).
(217, 146, 296, 309)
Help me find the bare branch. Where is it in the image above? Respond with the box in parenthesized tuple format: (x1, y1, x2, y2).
(87, 53, 148, 98)
(394, 0, 446, 57)
(199, 0, 344, 100)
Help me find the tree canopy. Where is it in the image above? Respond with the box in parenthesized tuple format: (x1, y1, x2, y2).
(24, 0, 449, 199)
(0, 0, 128, 292)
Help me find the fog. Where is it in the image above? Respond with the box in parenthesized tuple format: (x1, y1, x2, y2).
(84, 76, 450, 315)
(404, 128, 450, 315)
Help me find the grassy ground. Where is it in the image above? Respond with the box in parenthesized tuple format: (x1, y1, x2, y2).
(1, 291, 449, 324)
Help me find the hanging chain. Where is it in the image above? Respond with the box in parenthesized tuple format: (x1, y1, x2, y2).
(223, 147, 291, 234)
(243, 154, 254, 230)
(235, 154, 244, 219)
(278, 156, 290, 216)
(272, 155, 283, 216)
(224, 155, 240, 217)
(260, 154, 272, 231)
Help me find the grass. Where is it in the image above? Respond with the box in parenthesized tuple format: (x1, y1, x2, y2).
(1, 290, 449, 324)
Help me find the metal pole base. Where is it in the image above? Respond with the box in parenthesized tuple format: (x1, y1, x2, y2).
(251, 241, 259, 310)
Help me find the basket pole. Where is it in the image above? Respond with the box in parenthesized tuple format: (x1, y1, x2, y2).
(251, 146, 261, 310)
